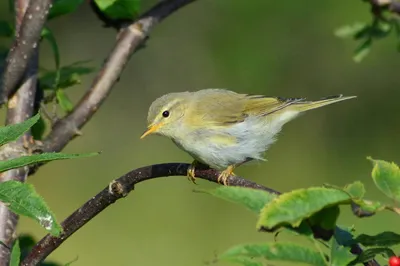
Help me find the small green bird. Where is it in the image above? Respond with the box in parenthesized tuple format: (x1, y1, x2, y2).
(141, 89, 356, 185)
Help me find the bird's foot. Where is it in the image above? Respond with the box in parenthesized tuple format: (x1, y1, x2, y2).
(217, 165, 235, 186)
(187, 160, 198, 184)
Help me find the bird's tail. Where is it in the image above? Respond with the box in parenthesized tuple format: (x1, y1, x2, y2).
(289, 95, 356, 112)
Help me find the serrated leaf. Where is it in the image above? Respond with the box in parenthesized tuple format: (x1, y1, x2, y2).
(330, 237, 357, 266)
(0, 21, 13, 38)
(334, 23, 367, 38)
(0, 152, 98, 173)
(368, 157, 400, 202)
(355, 232, 400, 247)
(94, 0, 140, 20)
(56, 90, 74, 113)
(196, 186, 278, 213)
(0, 113, 40, 147)
(344, 181, 365, 199)
(219, 242, 327, 266)
(48, 0, 84, 20)
(0, 181, 61, 235)
(257, 187, 351, 230)
(353, 38, 372, 63)
(355, 247, 395, 263)
(10, 238, 20, 266)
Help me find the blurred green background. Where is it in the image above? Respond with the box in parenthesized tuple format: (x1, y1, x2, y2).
(2, 0, 400, 265)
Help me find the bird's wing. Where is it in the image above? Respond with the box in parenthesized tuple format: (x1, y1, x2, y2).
(242, 95, 305, 116)
(185, 89, 303, 127)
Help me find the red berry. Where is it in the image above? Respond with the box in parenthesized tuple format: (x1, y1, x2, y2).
(389, 256, 400, 266)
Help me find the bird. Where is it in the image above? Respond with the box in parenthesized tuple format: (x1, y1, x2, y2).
(141, 88, 356, 185)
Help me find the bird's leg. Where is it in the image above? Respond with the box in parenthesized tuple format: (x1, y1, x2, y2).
(217, 165, 235, 186)
(187, 160, 199, 184)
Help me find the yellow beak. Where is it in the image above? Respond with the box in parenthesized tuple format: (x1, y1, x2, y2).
(140, 124, 162, 139)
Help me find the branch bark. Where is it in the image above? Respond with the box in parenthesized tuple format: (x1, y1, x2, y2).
(0, 0, 40, 264)
(0, 0, 51, 104)
(41, 0, 198, 153)
(21, 163, 379, 266)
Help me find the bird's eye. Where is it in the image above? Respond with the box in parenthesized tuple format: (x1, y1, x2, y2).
(162, 110, 170, 118)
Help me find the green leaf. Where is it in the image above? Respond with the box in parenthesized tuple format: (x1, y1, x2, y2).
(39, 61, 95, 91)
(309, 205, 340, 234)
(368, 157, 400, 202)
(355, 247, 395, 263)
(41, 28, 60, 88)
(0, 181, 61, 236)
(10, 238, 20, 266)
(0, 113, 40, 147)
(334, 23, 367, 38)
(196, 186, 278, 213)
(0, 21, 13, 38)
(222, 256, 262, 266)
(219, 242, 327, 266)
(330, 238, 356, 266)
(257, 187, 351, 230)
(354, 25, 373, 40)
(94, 0, 140, 20)
(343, 181, 365, 199)
(355, 232, 400, 247)
(370, 20, 392, 39)
(0, 152, 98, 173)
(31, 116, 47, 140)
(48, 0, 84, 20)
(198, 186, 314, 237)
(352, 199, 384, 215)
(334, 226, 356, 247)
(56, 90, 74, 113)
(18, 234, 36, 258)
(353, 38, 372, 63)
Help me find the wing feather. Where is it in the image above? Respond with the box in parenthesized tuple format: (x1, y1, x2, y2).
(185, 89, 301, 127)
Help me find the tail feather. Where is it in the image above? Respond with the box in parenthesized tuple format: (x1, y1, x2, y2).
(288, 95, 357, 112)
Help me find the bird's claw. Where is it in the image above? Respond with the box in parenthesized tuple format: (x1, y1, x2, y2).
(217, 165, 235, 186)
(187, 162, 197, 184)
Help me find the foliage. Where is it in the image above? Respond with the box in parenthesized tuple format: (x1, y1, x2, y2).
(202, 157, 400, 265)
(93, 0, 140, 20)
(335, 4, 400, 62)
(0, 114, 98, 236)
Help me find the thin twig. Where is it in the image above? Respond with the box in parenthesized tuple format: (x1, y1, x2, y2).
(41, 0, 198, 153)
(0, 0, 52, 104)
(21, 163, 379, 266)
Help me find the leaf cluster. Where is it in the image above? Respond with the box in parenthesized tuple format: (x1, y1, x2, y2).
(200, 157, 400, 265)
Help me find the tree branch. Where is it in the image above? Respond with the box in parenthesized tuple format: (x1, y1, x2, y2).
(21, 163, 379, 266)
(0, 0, 51, 104)
(0, 0, 40, 263)
(41, 0, 198, 153)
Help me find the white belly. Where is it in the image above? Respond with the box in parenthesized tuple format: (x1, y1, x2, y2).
(171, 111, 299, 170)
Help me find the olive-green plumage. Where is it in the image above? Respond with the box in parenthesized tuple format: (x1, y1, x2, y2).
(142, 88, 356, 185)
